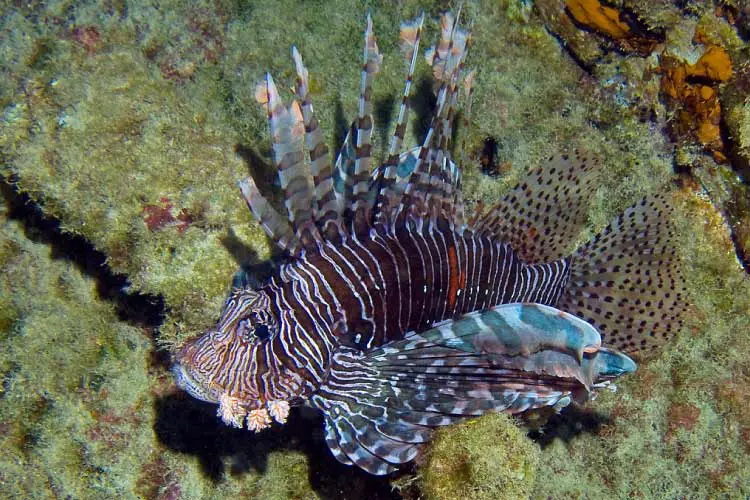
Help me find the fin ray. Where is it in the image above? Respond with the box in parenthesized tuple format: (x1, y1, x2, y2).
(311, 304, 635, 473)
(291, 46, 344, 239)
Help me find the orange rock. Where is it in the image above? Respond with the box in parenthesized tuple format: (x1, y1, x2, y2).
(565, 0, 660, 55)
(660, 45, 733, 159)
(566, 0, 630, 39)
(699, 85, 715, 100)
(660, 57, 687, 100)
(697, 116, 720, 147)
(688, 45, 733, 82)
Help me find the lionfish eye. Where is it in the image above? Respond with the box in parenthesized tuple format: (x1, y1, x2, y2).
(237, 312, 274, 343)
(253, 323, 271, 341)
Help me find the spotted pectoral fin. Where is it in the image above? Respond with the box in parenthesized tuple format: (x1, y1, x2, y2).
(310, 304, 636, 474)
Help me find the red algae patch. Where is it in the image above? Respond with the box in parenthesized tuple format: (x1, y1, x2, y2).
(142, 197, 192, 233)
(666, 402, 701, 441)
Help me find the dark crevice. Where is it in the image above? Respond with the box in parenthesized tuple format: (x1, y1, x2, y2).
(479, 136, 500, 177)
(544, 26, 599, 75)
(0, 174, 166, 330)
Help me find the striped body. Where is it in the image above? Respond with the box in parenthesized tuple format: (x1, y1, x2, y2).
(279, 220, 570, 352)
(195, 215, 572, 406)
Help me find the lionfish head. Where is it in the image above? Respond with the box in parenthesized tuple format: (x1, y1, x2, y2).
(172, 288, 277, 414)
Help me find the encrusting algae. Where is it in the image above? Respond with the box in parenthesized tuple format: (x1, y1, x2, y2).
(661, 37, 733, 161)
(1, 0, 749, 499)
(420, 413, 540, 500)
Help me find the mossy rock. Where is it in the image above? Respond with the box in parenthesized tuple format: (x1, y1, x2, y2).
(419, 413, 539, 500)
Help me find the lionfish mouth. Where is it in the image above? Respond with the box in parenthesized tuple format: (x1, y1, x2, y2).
(171, 362, 220, 404)
(172, 355, 291, 432)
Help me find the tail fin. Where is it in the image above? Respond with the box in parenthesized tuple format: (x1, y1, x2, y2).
(557, 194, 688, 354)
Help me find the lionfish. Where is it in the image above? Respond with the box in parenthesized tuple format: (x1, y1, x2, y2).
(172, 11, 686, 475)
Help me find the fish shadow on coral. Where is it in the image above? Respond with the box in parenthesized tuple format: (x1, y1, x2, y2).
(526, 404, 612, 448)
(153, 392, 399, 499)
(0, 176, 165, 328)
(410, 75, 437, 145)
(223, 145, 288, 268)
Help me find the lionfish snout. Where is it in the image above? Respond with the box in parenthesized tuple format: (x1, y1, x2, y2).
(171, 333, 223, 404)
(173, 328, 291, 432)
(171, 361, 219, 404)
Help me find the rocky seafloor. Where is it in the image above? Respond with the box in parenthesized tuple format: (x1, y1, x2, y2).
(1, 0, 749, 498)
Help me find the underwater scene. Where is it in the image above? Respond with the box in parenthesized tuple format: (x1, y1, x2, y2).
(1, 0, 749, 498)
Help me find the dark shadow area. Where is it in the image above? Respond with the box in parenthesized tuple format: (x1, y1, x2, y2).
(375, 93, 397, 163)
(451, 108, 464, 157)
(154, 391, 399, 499)
(479, 136, 499, 176)
(235, 144, 279, 197)
(219, 226, 266, 275)
(0, 174, 165, 329)
(228, 143, 296, 267)
(333, 98, 351, 157)
(719, 112, 750, 274)
(544, 26, 601, 74)
(410, 75, 437, 145)
(527, 404, 612, 449)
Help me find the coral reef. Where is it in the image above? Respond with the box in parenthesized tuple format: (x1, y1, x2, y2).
(565, 0, 661, 54)
(661, 34, 733, 161)
(419, 413, 539, 500)
(1, 0, 749, 498)
(0, 198, 159, 497)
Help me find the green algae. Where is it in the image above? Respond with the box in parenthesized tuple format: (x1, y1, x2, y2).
(0, 0, 749, 498)
(0, 205, 156, 496)
(420, 413, 540, 500)
(530, 196, 750, 498)
(254, 450, 319, 500)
